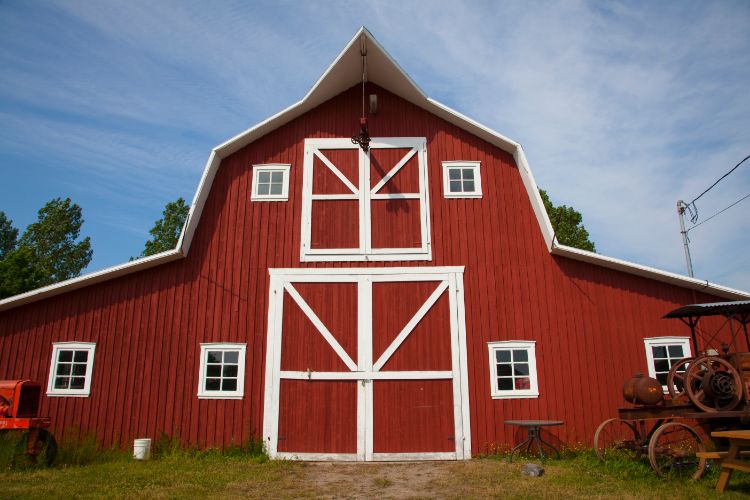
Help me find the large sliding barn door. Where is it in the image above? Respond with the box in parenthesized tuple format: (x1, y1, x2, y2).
(262, 267, 471, 461)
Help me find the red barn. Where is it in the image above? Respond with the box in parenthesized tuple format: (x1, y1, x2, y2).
(1, 28, 748, 460)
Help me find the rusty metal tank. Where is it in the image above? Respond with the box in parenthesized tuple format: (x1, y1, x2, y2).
(622, 373, 664, 405)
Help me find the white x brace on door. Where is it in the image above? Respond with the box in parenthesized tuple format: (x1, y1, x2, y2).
(262, 267, 471, 461)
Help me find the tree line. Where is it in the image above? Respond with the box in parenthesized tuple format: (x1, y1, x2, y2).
(0, 190, 593, 300)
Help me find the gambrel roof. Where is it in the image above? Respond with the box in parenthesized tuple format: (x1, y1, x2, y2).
(1, 27, 747, 312)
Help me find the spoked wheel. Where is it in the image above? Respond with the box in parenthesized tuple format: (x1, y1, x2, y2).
(11, 429, 58, 467)
(685, 356, 743, 412)
(667, 357, 693, 400)
(594, 418, 642, 461)
(648, 422, 707, 479)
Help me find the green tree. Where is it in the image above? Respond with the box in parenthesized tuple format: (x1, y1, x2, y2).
(17, 197, 93, 287)
(0, 246, 46, 298)
(0, 211, 18, 260)
(539, 189, 596, 252)
(138, 197, 190, 258)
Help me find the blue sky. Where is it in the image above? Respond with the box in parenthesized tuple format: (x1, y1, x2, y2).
(1, 1, 749, 291)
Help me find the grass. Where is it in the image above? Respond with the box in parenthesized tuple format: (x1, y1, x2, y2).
(2, 437, 750, 498)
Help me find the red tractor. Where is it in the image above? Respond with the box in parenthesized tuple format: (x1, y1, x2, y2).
(0, 380, 57, 466)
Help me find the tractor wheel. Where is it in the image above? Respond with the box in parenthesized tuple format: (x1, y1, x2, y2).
(12, 429, 58, 467)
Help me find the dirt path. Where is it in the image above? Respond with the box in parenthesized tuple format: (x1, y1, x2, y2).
(297, 461, 501, 499)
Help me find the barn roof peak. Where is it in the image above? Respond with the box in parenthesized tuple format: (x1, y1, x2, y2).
(0, 28, 747, 312)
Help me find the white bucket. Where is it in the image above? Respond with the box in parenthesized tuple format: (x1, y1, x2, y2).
(133, 438, 152, 460)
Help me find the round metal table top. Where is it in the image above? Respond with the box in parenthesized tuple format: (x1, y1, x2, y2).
(504, 420, 564, 427)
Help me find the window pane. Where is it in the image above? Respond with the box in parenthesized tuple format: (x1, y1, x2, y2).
(270, 183, 282, 195)
(656, 373, 668, 385)
(222, 379, 237, 392)
(497, 378, 513, 391)
(513, 350, 528, 362)
(74, 351, 88, 362)
(514, 363, 529, 376)
(54, 377, 69, 389)
(515, 377, 531, 390)
(206, 365, 221, 377)
(449, 180, 462, 192)
(462, 168, 474, 180)
(271, 171, 284, 183)
(223, 365, 238, 378)
(224, 351, 239, 364)
(207, 351, 222, 364)
(668, 345, 684, 358)
(56, 363, 71, 376)
(497, 364, 512, 377)
(495, 350, 511, 363)
(463, 180, 475, 192)
(654, 359, 670, 373)
(58, 350, 73, 363)
(258, 171, 270, 183)
(72, 364, 87, 376)
(205, 378, 221, 391)
(448, 168, 461, 180)
(652, 346, 667, 358)
(257, 183, 270, 195)
(70, 377, 85, 389)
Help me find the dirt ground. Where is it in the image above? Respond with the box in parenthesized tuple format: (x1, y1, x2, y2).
(301, 462, 466, 498)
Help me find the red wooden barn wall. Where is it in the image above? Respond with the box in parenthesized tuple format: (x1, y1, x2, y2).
(0, 83, 741, 453)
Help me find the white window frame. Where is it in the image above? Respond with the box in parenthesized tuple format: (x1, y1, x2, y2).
(46, 342, 96, 397)
(197, 343, 247, 399)
(251, 164, 291, 201)
(300, 137, 432, 262)
(442, 161, 482, 198)
(487, 340, 539, 399)
(643, 336, 692, 393)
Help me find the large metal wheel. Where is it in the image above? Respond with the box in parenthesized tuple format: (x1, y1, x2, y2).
(685, 356, 743, 412)
(648, 422, 707, 479)
(666, 357, 693, 400)
(594, 418, 642, 461)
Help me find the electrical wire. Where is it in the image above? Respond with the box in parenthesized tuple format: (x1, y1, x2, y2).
(687, 153, 750, 223)
(687, 192, 750, 232)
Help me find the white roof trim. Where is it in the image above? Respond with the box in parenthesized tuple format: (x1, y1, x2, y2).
(1, 27, 747, 313)
(0, 249, 183, 312)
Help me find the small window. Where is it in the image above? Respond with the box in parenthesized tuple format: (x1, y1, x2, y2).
(487, 341, 538, 399)
(47, 342, 96, 397)
(251, 164, 290, 201)
(443, 161, 482, 198)
(644, 337, 692, 392)
(198, 343, 246, 399)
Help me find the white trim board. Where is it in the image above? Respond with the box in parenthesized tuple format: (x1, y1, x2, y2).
(262, 267, 471, 461)
(1, 27, 748, 312)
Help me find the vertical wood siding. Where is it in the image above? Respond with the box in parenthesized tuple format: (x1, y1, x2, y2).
(0, 83, 741, 453)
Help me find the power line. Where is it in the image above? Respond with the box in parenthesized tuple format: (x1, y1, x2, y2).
(689, 153, 750, 205)
(687, 192, 750, 232)
(685, 155, 750, 224)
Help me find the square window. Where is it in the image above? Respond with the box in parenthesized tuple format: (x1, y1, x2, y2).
(488, 341, 539, 399)
(251, 164, 290, 202)
(198, 343, 246, 399)
(443, 161, 482, 198)
(643, 337, 692, 393)
(47, 343, 96, 397)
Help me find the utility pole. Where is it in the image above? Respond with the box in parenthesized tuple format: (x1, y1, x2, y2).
(676, 200, 694, 277)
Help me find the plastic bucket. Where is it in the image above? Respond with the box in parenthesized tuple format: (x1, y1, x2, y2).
(133, 438, 152, 460)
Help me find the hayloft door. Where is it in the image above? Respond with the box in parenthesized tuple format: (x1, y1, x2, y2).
(262, 268, 471, 461)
